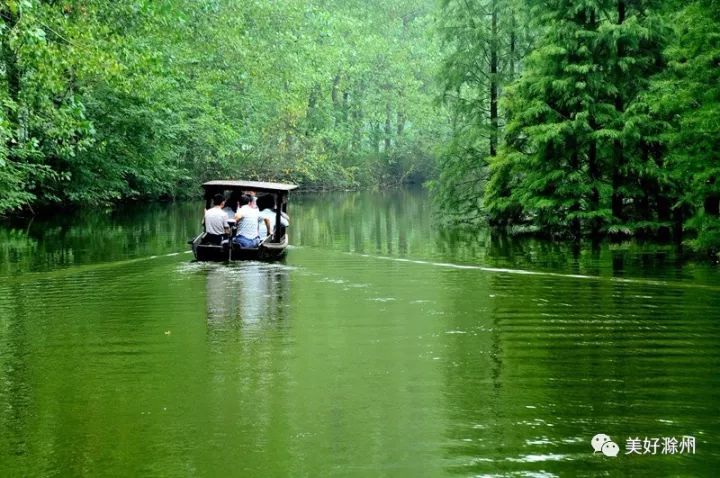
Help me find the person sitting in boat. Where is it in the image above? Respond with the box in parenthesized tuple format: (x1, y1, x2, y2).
(257, 194, 289, 241)
(222, 192, 239, 219)
(203, 193, 230, 245)
(233, 194, 271, 248)
(243, 190, 259, 209)
(222, 192, 240, 235)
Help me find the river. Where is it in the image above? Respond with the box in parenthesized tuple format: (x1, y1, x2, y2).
(1, 189, 718, 476)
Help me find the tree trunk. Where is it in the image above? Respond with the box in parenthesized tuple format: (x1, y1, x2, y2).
(489, 0, 498, 157)
(342, 91, 349, 123)
(570, 150, 581, 238)
(306, 86, 318, 135)
(612, 1, 626, 222)
(384, 102, 392, 152)
(654, 147, 673, 240)
(705, 178, 720, 216)
(587, 11, 600, 237)
(331, 74, 341, 127)
(673, 206, 684, 244)
(2, 8, 21, 155)
(351, 85, 363, 152)
(331, 74, 340, 105)
(509, 7, 516, 80)
(588, 125, 600, 237)
(638, 146, 652, 234)
(373, 122, 381, 154)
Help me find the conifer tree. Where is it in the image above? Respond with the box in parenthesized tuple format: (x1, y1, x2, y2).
(486, 1, 611, 236)
(434, 0, 531, 222)
(601, 0, 667, 235)
(485, 0, 666, 237)
(651, 0, 720, 252)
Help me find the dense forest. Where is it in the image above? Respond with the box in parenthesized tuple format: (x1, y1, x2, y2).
(0, 0, 444, 211)
(1, 0, 718, 252)
(436, 0, 719, 253)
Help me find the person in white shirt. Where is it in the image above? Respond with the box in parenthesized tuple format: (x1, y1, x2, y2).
(203, 193, 230, 245)
(222, 192, 240, 236)
(232, 194, 271, 248)
(256, 194, 290, 241)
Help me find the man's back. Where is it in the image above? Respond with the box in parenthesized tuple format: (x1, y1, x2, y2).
(204, 207, 228, 235)
(236, 204, 260, 239)
(259, 208, 289, 239)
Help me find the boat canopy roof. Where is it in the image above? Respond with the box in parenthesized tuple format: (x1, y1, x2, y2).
(202, 180, 298, 194)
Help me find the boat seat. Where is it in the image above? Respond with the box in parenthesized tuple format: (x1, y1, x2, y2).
(200, 232, 226, 246)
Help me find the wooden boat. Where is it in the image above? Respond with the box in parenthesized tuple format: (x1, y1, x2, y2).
(191, 180, 298, 261)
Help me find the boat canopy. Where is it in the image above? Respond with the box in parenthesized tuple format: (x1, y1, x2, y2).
(202, 180, 298, 194)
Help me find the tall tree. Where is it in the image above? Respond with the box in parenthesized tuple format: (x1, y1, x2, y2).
(0, 0, 448, 214)
(434, 0, 532, 222)
(650, 0, 720, 252)
(485, 0, 666, 237)
(1, 0, 94, 210)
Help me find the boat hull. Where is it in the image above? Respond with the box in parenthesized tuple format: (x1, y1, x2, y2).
(191, 233, 288, 262)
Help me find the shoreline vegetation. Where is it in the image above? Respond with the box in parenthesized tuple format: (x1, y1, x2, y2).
(0, 1, 442, 215)
(434, 0, 719, 256)
(2, 1, 718, 257)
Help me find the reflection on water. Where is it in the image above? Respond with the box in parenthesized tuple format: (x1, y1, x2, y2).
(292, 189, 720, 287)
(0, 202, 199, 276)
(203, 262, 291, 330)
(1, 190, 719, 477)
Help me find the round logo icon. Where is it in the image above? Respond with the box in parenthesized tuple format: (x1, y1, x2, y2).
(592, 434, 619, 457)
(591, 434, 612, 453)
(601, 441, 620, 457)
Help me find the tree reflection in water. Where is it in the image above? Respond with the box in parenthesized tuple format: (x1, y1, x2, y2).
(205, 262, 291, 333)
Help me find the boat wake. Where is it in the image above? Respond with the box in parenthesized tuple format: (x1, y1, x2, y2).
(350, 253, 720, 291)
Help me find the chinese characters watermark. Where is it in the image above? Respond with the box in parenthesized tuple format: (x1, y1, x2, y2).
(592, 434, 696, 458)
(625, 436, 695, 455)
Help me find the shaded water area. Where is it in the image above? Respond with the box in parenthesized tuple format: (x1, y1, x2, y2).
(1, 189, 719, 477)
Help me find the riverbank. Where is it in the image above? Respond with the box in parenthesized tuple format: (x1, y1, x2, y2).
(1, 189, 717, 278)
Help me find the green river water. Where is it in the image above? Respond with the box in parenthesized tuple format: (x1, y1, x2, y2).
(1, 190, 719, 477)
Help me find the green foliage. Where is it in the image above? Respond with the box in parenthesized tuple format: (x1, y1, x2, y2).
(493, 1, 668, 237)
(436, 0, 720, 251)
(0, 0, 447, 214)
(439, 0, 720, 253)
(432, 0, 533, 220)
(648, 0, 720, 253)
